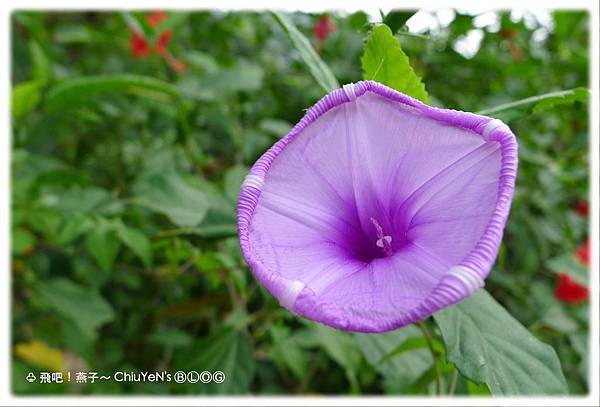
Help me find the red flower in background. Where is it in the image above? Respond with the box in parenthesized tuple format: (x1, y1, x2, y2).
(554, 274, 589, 305)
(128, 12, 187, 73)
(130, 32, 151, 59)
(575, 240, 590, 266)
(573, 200, 589, 217)
(147, 10, 167, 27)
(554, 240, 590, 305)
(510, 44, 522, 61)
(155, 29, 172, 56)
(313, 15, 336, 43)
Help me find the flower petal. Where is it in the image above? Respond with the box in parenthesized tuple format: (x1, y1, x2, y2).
(238, 81, 518, 332)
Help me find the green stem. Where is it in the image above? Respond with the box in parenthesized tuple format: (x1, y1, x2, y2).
(153, 227, 198, 238)
(448, 367, 458, 396)
(476, 88, 583, 116)
(417, 320, 442, 396)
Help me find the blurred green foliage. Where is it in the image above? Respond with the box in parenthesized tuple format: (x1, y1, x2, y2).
(11, 9, 589, 395)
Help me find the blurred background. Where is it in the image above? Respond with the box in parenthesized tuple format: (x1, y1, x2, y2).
(11, 9, 589, 395)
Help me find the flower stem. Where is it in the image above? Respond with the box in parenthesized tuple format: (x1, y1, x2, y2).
(417, 320, 442, 396)
(448, 367, 458, 396)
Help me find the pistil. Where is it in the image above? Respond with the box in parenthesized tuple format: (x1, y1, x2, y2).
(370, 217, 394, 257)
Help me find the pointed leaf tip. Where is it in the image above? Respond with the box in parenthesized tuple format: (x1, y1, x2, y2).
(361, 23, 429, 104)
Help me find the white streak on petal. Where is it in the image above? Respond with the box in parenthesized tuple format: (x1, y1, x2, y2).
(242, 174, 264, 190)
(482, 118, 508, 140)
(343, 83, 357, 101)
(446, 265, 484, 294)
(279, 280, 305, 310)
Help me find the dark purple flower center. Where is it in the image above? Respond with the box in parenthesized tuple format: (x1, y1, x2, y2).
(337, 209, 410, 264)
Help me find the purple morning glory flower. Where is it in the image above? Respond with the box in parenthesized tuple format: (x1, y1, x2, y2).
(238, 81, 518, 333)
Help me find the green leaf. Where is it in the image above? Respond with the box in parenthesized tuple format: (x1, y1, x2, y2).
(201, 65, 264, 94)
(533, 87, 590, 112)
(12, 80, 41, 119)
(433, 290, 568, 395)
(315, 325, 361, 374)
(176, 327, 255, 394)
(29, 41, 52, 85)
(114, 222, 153, 268)
(382, 9, 418, 33)
(157, 224, 238, 239)
(271, 11, 340, 92)
(149, 328, 193, 348)
(133, 171, 211, 227)
(378, 335, 445, 364)
(120, 11, 146, 36)
(361, 24, 429, 103)
(467, 379, 492, 395)
(259, 118, 293, 138)
(85, 224, 120, 272)
(12, 227, 36, 255)
(45, 74, 205, 109)
(546, 253, 588, 285)
(295, 325, 361, 392)
(54, 24, 96, 44)
(43, 186, 120, 218)
(152, 12, 190, 37)
(223, 165, 248, 203)
(270, 326, 308, 380)
(477, 88, 590, 121)
(184, 51, 218, 74)
(541, 306, 579, 333)
(355, 325, 432, 392)
(57, 213, 94, 245)
(37, 278, 115, 339)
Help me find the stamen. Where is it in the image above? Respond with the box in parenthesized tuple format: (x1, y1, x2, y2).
(370, 217, 394, 257)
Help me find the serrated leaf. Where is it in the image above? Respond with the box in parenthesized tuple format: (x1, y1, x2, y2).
(361, 24, 429, 103)
(133, 171, 210, 227)
(434, 289, 568, 395)
(271, 11, 340, 93)
(37, 278, 115, 339)
(115, 222, 153, 268)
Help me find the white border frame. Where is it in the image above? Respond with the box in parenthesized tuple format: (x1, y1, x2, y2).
(1, 0, 598, 406)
